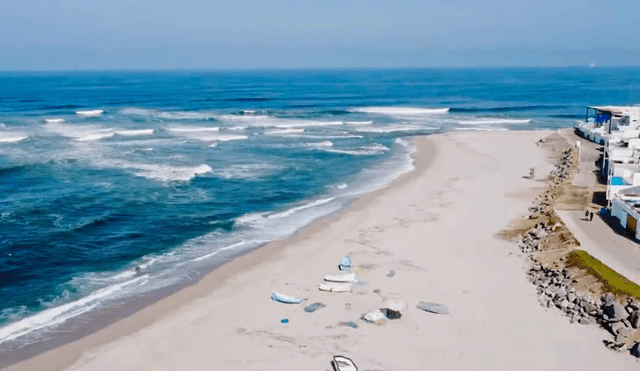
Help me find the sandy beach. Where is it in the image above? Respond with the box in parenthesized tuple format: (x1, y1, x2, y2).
(6, 130, 636, 370)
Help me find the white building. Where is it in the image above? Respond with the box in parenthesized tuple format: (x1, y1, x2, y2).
(576, 105, 640, 205)
(611, 186, 640, 239)
(576, 105, 640, 145)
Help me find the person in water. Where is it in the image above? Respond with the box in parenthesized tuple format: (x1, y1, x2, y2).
(134, 265, 141, 276)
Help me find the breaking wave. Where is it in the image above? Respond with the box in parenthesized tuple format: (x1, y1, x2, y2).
(76, 110, 104, 117)
(219, 114, 343, 129)
(122, 108, 217, 120)
(350, 107, 449, 116)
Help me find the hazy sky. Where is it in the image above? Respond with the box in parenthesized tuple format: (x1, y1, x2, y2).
(1, 0, 639, 70)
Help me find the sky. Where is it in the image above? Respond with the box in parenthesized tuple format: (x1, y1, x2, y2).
(1, 0, 639, 70)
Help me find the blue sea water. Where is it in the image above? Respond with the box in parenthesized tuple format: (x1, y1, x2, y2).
(0, 68, 639, 352)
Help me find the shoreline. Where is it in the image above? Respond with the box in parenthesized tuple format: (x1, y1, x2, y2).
(0, 133, 417, 366)
(2, 135, 434, 370)
(6, 130, 636, 370)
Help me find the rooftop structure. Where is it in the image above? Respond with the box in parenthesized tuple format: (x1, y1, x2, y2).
(578, 105, 640, 145)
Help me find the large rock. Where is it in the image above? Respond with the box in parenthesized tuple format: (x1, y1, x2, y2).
(609, 321, 627, 336)
(602, 293, 615, 305)
(631, 342, 640, 358)
(603, 301, 627, 322)
(629, 310, 640, 329)
(534, 228, 548, 239)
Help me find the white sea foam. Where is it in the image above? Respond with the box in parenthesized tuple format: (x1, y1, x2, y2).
(235, 197, 337, 229)
(264, 128, 305, 135)
(234, 212, 270, 227)
(192, 241, 247, 262)
(74, 132, 115, 141)
(394, 138, 413, 149)
(306, 141, 333, 148)
(0, 275, 148, 346)
(0, 134, 28, 143)
(268, 197, 336, 220)
(133, 163, 212, 182)
(336, 183, 347, 189)
(321, 144, 390, 156)
(295, 134, 365, 139)
(350, 107, 449, 116)
(199, 133, 248, 142)
(227, 126, 247, 131)
(355, 125, 440, 133)
(114, 129, 155, 136)
(76, 110, 104, 117)
(458, 118, 531, 125)
(166, 126, 220, 133)
(122, 108, 217, 120)
(344, 121, 373, 125)
(219, 114, 343, 129)
(45, 122, 114, 141)
(167, 126, 247, 142)
(214, 164, 282, 180)
(45, 118, 65, 123)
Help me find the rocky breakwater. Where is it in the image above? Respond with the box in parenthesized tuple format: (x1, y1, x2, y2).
(527, 264, 640, 350)
(514, 142, 640, 358)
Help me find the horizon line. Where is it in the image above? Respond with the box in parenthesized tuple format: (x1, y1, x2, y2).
(2, 65, 640, 73)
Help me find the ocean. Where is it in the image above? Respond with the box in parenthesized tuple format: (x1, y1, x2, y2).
(1, 67, 639, 357)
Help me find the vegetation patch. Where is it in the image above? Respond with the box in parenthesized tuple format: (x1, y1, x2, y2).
(566, 250, 640, 300)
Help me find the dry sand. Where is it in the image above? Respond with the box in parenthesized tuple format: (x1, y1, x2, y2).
(6, 131, 637, 370)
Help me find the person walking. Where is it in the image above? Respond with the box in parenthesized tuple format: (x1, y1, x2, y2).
(585, 210, 590, 220)
(590, 211, 594, 221)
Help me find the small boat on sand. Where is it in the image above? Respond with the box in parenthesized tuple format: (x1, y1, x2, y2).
(271, 291, 303, 304)
(332, 355, 358, 371)
(324, 273, 356, 282)
(417, 301, 449, 314)
(338, 255, 352, 271)
(319, 282, 352, 293)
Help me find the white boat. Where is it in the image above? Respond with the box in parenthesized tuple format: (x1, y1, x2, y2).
(338, 255, 352, 271)
(417, 301, 449, 314)
(319, 282, 352, 293)
(76, 110, 104, 117)
(324, 273, 356, 282)
(270, 291, 303, 304)
(332, 355, 358, 371)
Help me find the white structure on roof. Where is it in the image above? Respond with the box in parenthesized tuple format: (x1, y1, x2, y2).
(611, 186, 640, 240)
(575, 105, 640, 205)
(576, 105, 640, 145)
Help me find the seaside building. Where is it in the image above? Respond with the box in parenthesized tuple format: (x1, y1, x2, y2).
(577, 106, 640, 236)
(611, 186, 640, 239)
(576, 106, 640, 145)
(576, 106, 640, 201)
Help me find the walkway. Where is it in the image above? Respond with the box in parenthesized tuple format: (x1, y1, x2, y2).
(558, 128, 602, 188)
(557, 209, 640, 285)
(554, 128, 640, 285)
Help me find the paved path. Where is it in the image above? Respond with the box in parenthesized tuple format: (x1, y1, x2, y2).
(553, 129, 640, 285)
(558, 128, 602, 188)
(557, 210, 640, 285)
